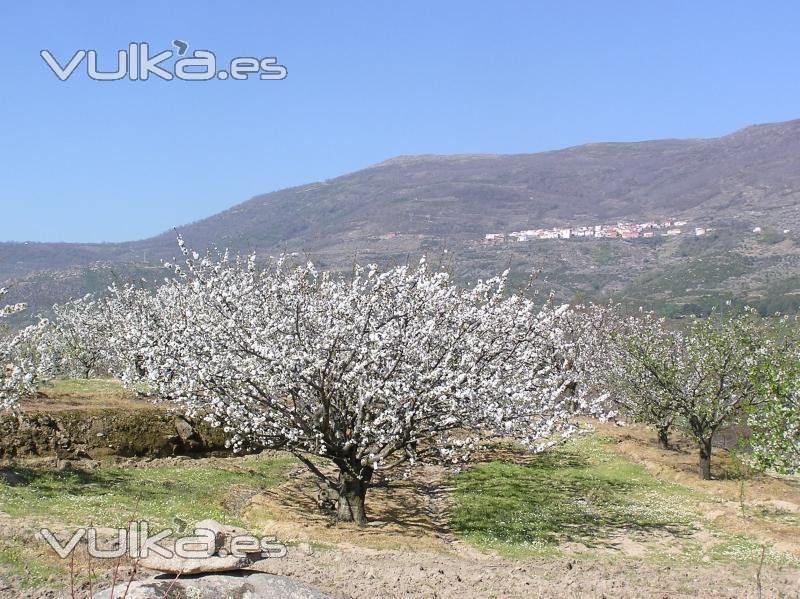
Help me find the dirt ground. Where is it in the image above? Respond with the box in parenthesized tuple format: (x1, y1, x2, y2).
(7, 544, 796, 599)
(252, 544, 799, 599)
(594, 421, 800, 558)
(235, 424, 800, 598)
(25, 382, 148, 413)
(2, 422, 800, 598)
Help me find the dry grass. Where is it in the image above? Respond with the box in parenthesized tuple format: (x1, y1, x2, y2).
(245, 463, 453, 553)
(26, 379, 148, 413)
(594, 420, 800, 557)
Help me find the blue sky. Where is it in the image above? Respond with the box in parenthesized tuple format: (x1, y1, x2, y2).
(2, 1, 800, 242)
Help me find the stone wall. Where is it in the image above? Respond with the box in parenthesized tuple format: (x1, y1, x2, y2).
(0, 408, 229, 459)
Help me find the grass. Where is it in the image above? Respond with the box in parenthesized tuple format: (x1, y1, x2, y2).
(749, 505, 800, 527)
(39, 378, 132, 397)
(451, 434, 800, 567)
(0, 540, 65, 588)
(2, 420, 798, 593)
(0, 455, 296, 531)
(0, 441, 296, 590)
(32, 378, 147, 412)
(451, 435, 701, 558)
(708, 534, 798, 566)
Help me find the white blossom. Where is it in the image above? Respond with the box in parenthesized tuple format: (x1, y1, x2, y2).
(92, 240, 603, 523)
(0, 288, 47, 410)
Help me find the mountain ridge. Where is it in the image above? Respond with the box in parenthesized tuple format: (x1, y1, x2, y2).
(3, 118, 800, 317)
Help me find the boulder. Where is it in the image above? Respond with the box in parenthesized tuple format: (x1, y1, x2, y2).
(93, 572, 336, 599)
(137, 519, 264, 574)
(174, 415, 203, 451)
(194, 519, 251, 553)
(0, 469, 26, 486)
(139, 552, 257, 575)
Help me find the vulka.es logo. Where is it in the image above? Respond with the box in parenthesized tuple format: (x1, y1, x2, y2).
(40, 41, 287, 82)
(39, 522, 288, 560)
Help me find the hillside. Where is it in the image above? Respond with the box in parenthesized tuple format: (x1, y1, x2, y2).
(3, 119, 800, 318)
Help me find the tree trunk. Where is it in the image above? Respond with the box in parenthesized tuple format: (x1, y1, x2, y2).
(657, 427, 670, 450)
(698, 437, 713, 480)
(336, 469, 371, 526)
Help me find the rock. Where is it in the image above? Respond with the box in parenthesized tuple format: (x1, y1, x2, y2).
(93, 572, 336, 598)
(56, 460, 74, 471)
(56, 446, 91, 460)
(0, 469, 26, 486)
(136, 520, 262, 574)
(174, 415, 202, 451)
(314, 481, 338, 511)
(195, 519, 250, 553)
(139, 552, 257, 575)
(297, 542, 314, 556)
(161, 434, 181, 456)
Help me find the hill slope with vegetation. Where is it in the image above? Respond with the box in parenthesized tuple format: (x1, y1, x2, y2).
(2, 119, 800, 317)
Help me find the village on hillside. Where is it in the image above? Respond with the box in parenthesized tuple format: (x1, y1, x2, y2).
(483, 219, 710, 244)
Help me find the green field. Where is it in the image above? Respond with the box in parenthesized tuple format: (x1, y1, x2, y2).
(451, 435, 800, 567)
(0, 454, 295, 588)
(0, 456, 295, 531)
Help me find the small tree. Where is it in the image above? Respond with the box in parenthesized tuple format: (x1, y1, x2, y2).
(679, 309, 763, 479)
(592, 306, 678, 449)
(0, 288, 46, 410)
(749, 315, 800, 474)
(103, 240, 598, 524)
(606, 307, 763, 479)
(45, 295, 114, 379)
